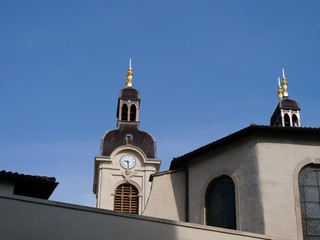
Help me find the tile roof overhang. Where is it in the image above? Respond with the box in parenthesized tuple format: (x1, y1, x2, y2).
(0, 170, 58, 200)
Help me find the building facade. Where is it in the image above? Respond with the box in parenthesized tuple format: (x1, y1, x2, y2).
(143, 70, 320, 240)
(1, 66, 320, 240)
(93, 65, 320, 240)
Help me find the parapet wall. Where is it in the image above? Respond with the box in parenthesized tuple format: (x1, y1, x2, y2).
(0, 195, 278, 240)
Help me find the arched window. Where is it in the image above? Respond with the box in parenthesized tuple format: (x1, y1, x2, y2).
(205, 176, 236, 229)
(284, 113, 290, 127)
(114, 183, 139, 214)
(292, 114, 299, 127)
(130, 105, 136, 121)
(299, 164, 320, 239)
(121, 104, 128, 121)
(125, 134, 133, 145)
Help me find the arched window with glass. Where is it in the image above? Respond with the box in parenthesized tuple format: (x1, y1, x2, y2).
(205, 175, 236, 229)
(299, 164, 320, 239)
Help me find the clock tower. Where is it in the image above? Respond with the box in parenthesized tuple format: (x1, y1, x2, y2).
(93, 61, 161, 214)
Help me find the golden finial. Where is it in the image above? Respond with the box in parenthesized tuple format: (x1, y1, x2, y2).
(125, 58, 133, 87)
(277, 77, 283, 101)
(282, 68, 288, 98)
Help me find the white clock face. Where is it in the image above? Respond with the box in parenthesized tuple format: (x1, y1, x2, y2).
(120, 154, 136, 170)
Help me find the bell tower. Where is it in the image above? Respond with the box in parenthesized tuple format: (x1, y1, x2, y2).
(116, 59, 141, 127)
(270, 69, 301, 127)
(93, 60, 161, 214)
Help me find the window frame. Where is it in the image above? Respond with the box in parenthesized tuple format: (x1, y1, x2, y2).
(205, 175, 237, 230)
(114, 183, 139, 214)
(298, 164, 320, 239)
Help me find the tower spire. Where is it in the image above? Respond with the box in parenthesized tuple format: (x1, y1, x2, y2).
(282, 68, 288, 98)
(125, 58, 133, 87)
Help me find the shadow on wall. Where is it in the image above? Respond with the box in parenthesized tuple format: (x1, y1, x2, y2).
(237, 139, 265, 234)
(170, 137, 266, 235)
(170, 169, 187, 222)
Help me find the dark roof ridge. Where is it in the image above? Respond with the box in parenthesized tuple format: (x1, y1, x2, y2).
(0, 170, 57, 183)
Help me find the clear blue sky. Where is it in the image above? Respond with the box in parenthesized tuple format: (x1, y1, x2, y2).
(1, 1, 320, 206)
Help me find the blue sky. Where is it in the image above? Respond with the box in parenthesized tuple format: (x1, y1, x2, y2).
(1, 1, 320, 206)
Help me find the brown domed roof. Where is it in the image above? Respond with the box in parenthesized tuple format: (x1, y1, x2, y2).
(119, 88, 140, 101)
(279, 98, 300, 110)
(101, 124, 156, 158)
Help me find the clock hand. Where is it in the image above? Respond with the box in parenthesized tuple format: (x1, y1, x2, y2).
(125, 160, 129, 168)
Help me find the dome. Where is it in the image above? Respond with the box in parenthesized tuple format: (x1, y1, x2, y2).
(279, 98, 300, 110)
(119, 88, 140, 101)
(101, 125, 156, 158)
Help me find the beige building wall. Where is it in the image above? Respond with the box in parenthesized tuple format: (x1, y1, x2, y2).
(143, 133, 320, 240)
(143, 169, 186, 221)
(187, 138, 320, 240)
(187, 138, 264, 233)
(94, 145, 160, 213)
(0, 195, 280, 240)
(257, 140, 320, 240)
(146, 139, 263, 233)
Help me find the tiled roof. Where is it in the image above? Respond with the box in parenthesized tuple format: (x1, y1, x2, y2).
(0, 170, 56, 183)
(0, 170, 58, 200)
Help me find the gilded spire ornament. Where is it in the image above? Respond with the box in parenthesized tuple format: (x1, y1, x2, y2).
(281, 68, 288, 98)
(277, 77, 283, 101)
(125, 58, 133, 87)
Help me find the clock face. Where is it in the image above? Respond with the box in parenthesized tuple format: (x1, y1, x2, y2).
(120, 154, 136, 170)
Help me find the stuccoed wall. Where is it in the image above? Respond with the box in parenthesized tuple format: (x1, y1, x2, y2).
(95, 145, 160, 213)
(187, 138, 264, 234)
(256, 140, 320, 240)
(184, 134, 320, 240)
(143, 169, 186, 221)
(0, 195, 278, 240)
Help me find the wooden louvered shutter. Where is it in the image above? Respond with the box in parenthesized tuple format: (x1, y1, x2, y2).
(114, 184, 139, 214)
